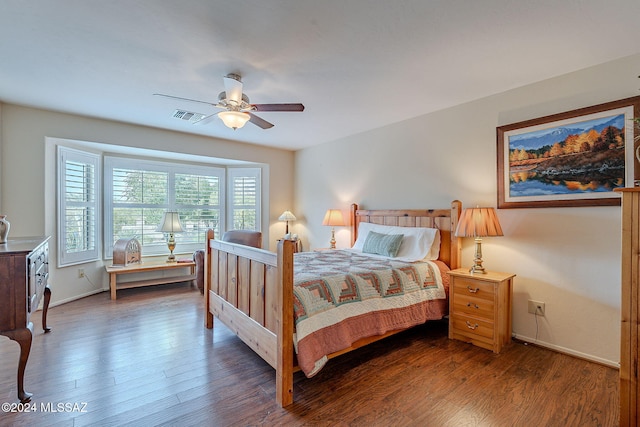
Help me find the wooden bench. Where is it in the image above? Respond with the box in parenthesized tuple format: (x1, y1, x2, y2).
(105, 260, 196, 300)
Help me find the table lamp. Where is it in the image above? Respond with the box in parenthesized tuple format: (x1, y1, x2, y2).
(322, 209, 345, 249)
(278, 210, 297, 235)
(157, 211, 184, 262)
(454, 207, 503, 273)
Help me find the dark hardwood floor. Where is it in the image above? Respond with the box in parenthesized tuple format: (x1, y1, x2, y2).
(0, 283, 619, 426)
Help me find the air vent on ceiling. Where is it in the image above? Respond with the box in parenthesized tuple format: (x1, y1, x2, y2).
(172, 109, 207, 123)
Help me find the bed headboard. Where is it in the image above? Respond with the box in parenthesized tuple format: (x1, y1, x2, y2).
(350, 201, 462, 269)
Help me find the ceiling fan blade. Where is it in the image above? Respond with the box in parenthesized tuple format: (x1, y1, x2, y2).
(248, 112, 274, 129)
(223, 74, 244, 104)
(153, 93, 219, 107)
(192, 113, 219, 126)
(251, 103, 305, 112)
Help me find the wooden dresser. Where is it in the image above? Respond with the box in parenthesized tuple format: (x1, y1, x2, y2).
(447, 268, 515, 354)
(0, 236, 51, 402)
(616, 188, 640, 426)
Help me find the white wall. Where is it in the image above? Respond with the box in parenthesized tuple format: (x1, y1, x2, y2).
(0, 105, 294, 305)
(294, 53, 640, 367)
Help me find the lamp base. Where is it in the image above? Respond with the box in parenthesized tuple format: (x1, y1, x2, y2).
(329, 228, 336, 249)
(468, 263, 486, 274)
(468, 237, 487, 274)
(166, 234, 177, 263)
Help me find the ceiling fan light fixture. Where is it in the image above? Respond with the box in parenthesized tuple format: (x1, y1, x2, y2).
(218, 111, 250, 130)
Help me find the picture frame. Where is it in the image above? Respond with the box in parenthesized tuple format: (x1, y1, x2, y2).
(497, 96, 640, 209)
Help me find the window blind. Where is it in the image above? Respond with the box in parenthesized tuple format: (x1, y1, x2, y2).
(228, 168, 261, 231)
(57, 147, 101, 266)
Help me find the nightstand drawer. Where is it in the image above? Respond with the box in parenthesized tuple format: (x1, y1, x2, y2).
(452, 278, 495, 301)
(451, 294, 494, 320)
(450, 314, 494, 342)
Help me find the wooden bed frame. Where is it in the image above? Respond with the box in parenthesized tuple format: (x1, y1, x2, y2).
(204, 201, 462, 406)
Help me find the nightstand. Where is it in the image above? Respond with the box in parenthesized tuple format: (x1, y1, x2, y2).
(447, 268, 515, 354)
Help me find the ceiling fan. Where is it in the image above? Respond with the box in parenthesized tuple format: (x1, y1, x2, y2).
(154, 73, 304, 130)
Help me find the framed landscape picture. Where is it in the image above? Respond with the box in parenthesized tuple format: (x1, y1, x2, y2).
(497, 96, 640, 208)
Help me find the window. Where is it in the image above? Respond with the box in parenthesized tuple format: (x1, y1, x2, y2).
(104, 156, 226, 257)
(228, 168, 261, 231)
(57, 147, 100, 266)
(57, 144, 263, 263)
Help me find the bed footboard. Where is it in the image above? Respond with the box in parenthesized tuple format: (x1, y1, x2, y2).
(204, 230, 295, 407)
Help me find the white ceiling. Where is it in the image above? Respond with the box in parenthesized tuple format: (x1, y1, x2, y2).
(1, 0, 640, 151)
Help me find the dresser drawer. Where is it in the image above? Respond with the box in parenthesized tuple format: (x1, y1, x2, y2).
(28, 241, 49, 314)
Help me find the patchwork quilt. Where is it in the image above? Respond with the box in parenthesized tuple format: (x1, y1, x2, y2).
(293, 249, 448, 377)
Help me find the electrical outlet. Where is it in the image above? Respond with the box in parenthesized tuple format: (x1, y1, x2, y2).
(528, 300, 545, 316)
(78, 268, 85, 278)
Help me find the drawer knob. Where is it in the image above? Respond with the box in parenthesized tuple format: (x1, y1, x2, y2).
(466, 286, 480, 293)
(466, 321, 479, 330)
(466, 302, 479, 309)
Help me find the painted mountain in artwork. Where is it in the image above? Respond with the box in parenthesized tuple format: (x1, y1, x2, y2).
(509, 114, 625, 150)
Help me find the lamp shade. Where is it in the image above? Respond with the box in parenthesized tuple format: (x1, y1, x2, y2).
(278, 210, 297, 222)
(454, 207, 503, 238)
(157, 211, 184, 233)
(218, 111, 250, 130)
(322, 209, 345, 227)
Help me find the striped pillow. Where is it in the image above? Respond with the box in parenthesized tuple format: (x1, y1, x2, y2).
(362, 231, 404, 258)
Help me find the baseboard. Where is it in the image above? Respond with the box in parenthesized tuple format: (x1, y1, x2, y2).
(47, 289, 105, 308)
(512, 333, 619, 370)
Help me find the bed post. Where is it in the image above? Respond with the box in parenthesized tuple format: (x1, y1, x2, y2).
(276, 239, 295, 407)
(350, 203, 359, 247)
(450, 200, 462, 270)
(204, 229, 214, 329)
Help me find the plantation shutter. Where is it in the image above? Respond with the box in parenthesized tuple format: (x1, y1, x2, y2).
(174, 172, 222, 244)
(57, 147, 100, 266)
(228, 168, 261, 231)
(110, 166, 168, 249)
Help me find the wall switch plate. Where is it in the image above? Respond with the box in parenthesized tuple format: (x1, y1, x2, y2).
(528, 300, 545, 316)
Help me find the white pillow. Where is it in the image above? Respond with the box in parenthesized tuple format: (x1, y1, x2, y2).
(352, 222, 440, 261)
